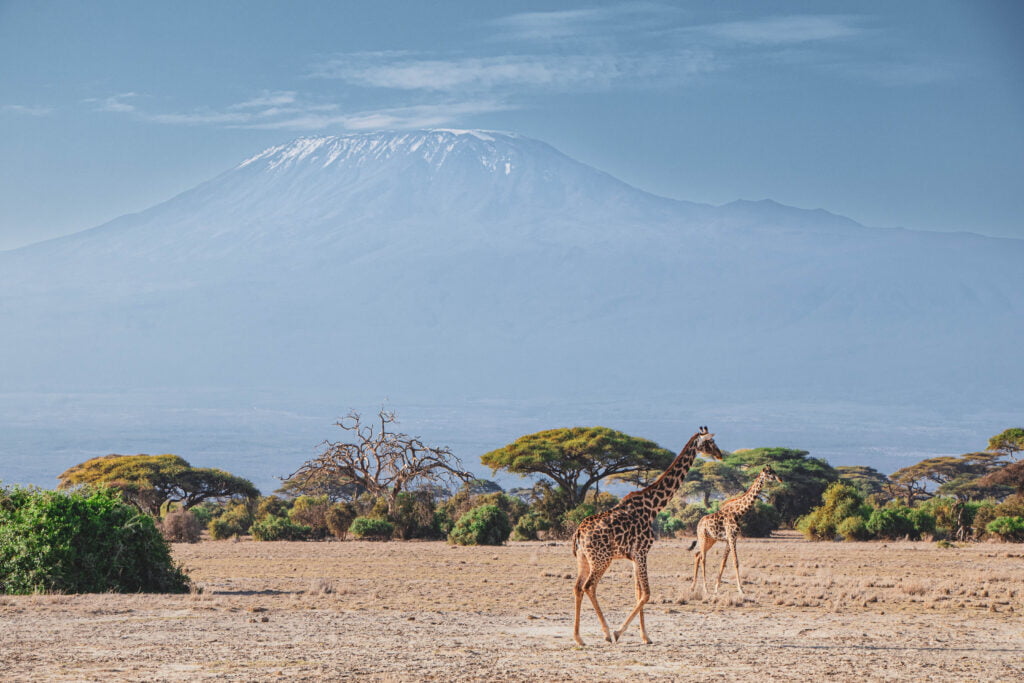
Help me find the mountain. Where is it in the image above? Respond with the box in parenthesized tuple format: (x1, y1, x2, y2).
(2, 129, 1022, 412)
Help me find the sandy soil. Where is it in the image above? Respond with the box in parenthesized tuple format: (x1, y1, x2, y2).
(2, 532, 1022, 681)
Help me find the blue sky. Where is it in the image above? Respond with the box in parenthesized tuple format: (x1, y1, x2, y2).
(1, 0, 1021, 250)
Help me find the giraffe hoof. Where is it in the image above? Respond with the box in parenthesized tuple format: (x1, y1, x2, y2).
(612, 630, 621, 643)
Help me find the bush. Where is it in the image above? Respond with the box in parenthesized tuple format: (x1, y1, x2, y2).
(797, 483, 871, 540)
(256, 495, 290, 520)
(510, 510, 551, 541)
(0, 486, 190, 594)
(562, 503, 596, 530)
(207, 502, 253, 540)
(389, 491, 442, 540)
(836, 515, 872, 541)
(188, 503, 217, 528)
(349, 517, 394, 540)
(865, 506, 917, 540)
(448, 504, 512, 546)
(160, 509, 202, 543)
(738, 501, 782, 538)
(655, 511, 685, 538)
(908, 507, 936, 538)
(289, 495, 330, 539)
(325, 502, 358, 540)
(986, 516, 1024, 542)
(672, 503, 710, 535)
(251, 514, 310, 541)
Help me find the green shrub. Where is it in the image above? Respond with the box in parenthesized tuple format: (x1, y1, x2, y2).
(256, 495, 290, 520)
(866, 506, 917, 540)
(836, 515, 872, 541)
(908, 507, 937, 538)
(655, 511, 685, 538)
(986, 516, 1024, 542)
(288, 495, 330, 539)
(562, 503, 596, 529)
(389, 491, 442, 540)
(325, 502, 358, 540)
(672, 503, 710, 534)
(0, 486, 190, 594)
(251, 514, 311, 541)
(207, 502, 253, 540)
(738, 501, 783, 538)
(349, 517, 394, 540)
(188, 503, 217, 528)
(510, 510, 552, 541)
(797, 483, 871, 540)
(448, 504, 512, 546)
(160, 509, 202, 543)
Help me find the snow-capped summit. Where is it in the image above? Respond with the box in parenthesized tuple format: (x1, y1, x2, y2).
(0, 130, 1020, 414)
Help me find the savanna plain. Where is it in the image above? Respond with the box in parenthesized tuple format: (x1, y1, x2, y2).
(2, 532, 1022, 681)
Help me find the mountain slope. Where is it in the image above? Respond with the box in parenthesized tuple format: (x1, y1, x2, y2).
(1, 129, 1021, 408)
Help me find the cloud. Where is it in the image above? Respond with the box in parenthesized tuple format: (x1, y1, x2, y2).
(89, 90, 511, 132)
(1, 104, 54, 116)
(310, 50, 715, 93)
(693, 15, 864, 45)
(90, 93, 139, 113)
(489, 3, 681, 42)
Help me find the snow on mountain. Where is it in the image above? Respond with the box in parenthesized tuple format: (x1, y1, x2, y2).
(1, 129, 1021, 413)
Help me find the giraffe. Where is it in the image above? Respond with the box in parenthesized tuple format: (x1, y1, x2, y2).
(688, 465, 783, 596)
(572, 426, 724, 646)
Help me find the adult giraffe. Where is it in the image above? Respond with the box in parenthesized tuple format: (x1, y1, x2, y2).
(571, 426, 724, 646)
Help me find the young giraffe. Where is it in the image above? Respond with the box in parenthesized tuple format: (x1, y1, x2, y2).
(688, 465, 783, 596)
(572, 426, 724, 646)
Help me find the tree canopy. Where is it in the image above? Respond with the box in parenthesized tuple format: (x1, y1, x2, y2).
(480, 426, 675, 509)
(724, 448, 837, 526)
(676, 460, 744, 507)
(57, 454, 259, 517)
(988, 428, 1024, 461)
(889, 452, 1005, 504)
(836, 465, 891, 502)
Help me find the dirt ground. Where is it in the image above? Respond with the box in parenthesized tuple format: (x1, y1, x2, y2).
(1, 532, 1022, 681)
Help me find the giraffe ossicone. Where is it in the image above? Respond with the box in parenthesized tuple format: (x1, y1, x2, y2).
(571, 426, 724, 646)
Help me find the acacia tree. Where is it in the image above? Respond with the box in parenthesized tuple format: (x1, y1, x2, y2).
(979, 460, 1024, 497)
(836, 465, 892, 502)
(480, 426, 675, 510)
(58, 454, 259, 516)
(889, 452, 1005, 504)
(988, 428, 1024, 461)
(676, 460, 744, 507)
(288, 409, 472, 516)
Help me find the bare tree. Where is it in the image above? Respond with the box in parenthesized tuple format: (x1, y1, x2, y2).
(289, 409, 473, 516)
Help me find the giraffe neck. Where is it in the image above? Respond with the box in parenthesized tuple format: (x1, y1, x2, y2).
(722, 473, 768, 517)
(629, 439, 701, 519)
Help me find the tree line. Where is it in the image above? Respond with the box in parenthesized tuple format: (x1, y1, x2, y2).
(24, 414, 1024, 546)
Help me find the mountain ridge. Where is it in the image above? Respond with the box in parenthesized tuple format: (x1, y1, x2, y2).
(0, 129, 1020, 412)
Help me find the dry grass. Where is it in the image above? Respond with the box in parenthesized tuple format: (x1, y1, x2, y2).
(1, 532, 1022, 680)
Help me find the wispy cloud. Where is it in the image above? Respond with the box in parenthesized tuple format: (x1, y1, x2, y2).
(89, 92, 139, 113)
(2, 104, 54, 116)
(88, 90, 511, 132)
(696, 15, 864, 45)
(489, 4, 679, 42)
(311, 50, 715, 93)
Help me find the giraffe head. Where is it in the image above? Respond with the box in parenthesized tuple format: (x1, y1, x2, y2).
(694, 426, 724, 461)
(760, 464, 783, 485)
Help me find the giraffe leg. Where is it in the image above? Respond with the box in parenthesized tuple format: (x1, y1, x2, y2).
(730, 538, 744, 595)
(613, 557, 652, 644)
(715, 543, 730, 594)
(582, 557, 614, 644)
(572, 553, 591, 646)
(698, 536, 715, 596)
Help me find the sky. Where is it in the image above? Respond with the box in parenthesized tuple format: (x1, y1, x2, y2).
(1, 0, 1022, 251)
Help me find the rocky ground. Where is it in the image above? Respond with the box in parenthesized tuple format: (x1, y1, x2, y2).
(2, 532, 1022, 681)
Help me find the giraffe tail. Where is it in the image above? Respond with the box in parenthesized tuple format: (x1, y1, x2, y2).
(571, 527, 580, 557)
(686, 539, 697, 552)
